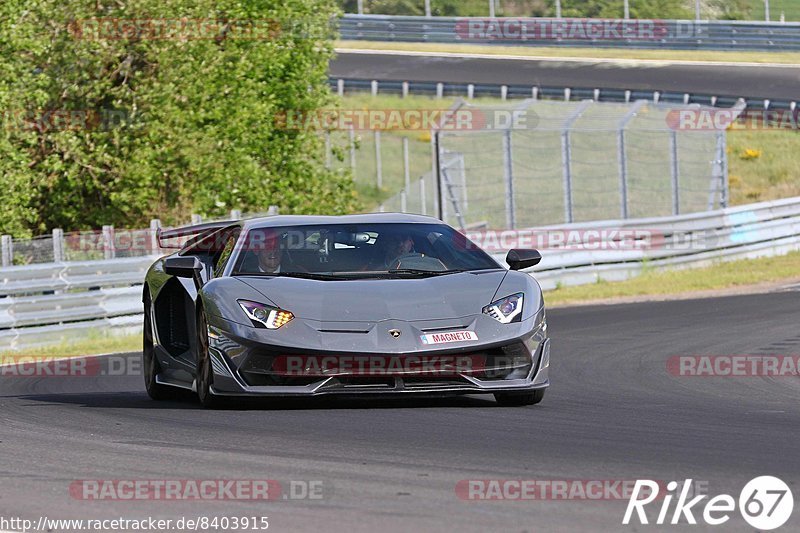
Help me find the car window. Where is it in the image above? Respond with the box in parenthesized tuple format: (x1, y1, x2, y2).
(232, 223, 500, 277)
(214, 230, 241, 278)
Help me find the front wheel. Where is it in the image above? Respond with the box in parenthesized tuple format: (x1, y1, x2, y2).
(196, 310, 225, 409)
(494, 389, 545, 406)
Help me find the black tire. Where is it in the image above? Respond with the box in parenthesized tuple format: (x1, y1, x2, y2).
(494, 389, 545, 406)
(143, 295, 174, 401)
(196, 310, 225, 409)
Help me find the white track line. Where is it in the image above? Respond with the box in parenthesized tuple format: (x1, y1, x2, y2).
(336, 47, 800, 69)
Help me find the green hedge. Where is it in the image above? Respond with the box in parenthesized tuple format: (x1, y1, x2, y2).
(0, 0, 359, 237)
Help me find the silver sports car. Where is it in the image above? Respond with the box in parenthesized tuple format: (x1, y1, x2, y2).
(143, 214, 550, 408)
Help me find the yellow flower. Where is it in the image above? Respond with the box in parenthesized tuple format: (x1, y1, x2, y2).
(739, 148, 762, 160)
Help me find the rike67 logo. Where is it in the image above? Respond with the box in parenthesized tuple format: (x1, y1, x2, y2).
(623, 476, 794, 530)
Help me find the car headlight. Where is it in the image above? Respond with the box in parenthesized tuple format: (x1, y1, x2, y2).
(238, 300, 294, 329)
(483, 293, 523, 324)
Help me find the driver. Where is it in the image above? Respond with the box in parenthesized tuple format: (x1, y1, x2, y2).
(243, 229, 282, 273)
(381, 231, 415, 269)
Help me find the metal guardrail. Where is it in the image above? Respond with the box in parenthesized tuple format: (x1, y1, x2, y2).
(339, 15, 800, 51)
(328, 78, 799, 112)
(3, 196, 800, 349)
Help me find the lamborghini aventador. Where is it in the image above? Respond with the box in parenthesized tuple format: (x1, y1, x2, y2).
(142, 213, 550, 408)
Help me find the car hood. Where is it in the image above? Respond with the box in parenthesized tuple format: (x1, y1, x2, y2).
(236, 270, 507, 322)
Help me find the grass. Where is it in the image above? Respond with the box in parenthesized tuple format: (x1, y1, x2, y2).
(0, 333, 140, 358)
(727, 129, 800, 204)
(336, 40, 800, 65)
(544, 249, 800, 306)
(745, 0, 800, 21)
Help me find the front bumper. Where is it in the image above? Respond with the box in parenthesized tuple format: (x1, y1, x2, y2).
(203, 313, 550, 398)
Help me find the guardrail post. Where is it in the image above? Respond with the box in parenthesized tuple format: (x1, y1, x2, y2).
(371, 80, 378, 96)
(436, 83, 443, 99)
(267, 205, 279, 216)
(230, 210, 242, 220)
(150, 219, 161, 252)
(102, 225, 115, 260)
(337, 79, 344, 97)
(564, 88, 571, 101)
(1, 235, 12, 267)
(467, 84, 474, 99)
(402, 81, 409, 98)
(374, 130, 383, 189)
(52, 229, 64, 262)
(670, 131, 680, 215)
(191, 214, 202, 225)
(501, 85, 508, 100)
(502, 128, 516, 229)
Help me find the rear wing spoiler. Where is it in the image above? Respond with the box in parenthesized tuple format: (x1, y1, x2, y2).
(156, 220, 238, 249)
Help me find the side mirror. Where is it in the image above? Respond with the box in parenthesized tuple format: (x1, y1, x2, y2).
(506, 249, 541, 271)
(164, 256, 204, 280)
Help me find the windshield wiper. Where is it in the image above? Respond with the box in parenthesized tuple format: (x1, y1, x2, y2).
(235, 271, 348, 281)
(387, 269, 465, 277)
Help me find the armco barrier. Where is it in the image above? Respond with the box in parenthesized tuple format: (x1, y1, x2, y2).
(3, 197, 800, 349)
(339, 15, 800, 52)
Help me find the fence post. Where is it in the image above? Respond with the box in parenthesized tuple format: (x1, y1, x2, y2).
(617, 130, 629, 219)
(670, 131, 680, 215)
(502, 128, 516, 229)
(718, 131, 729, 208)
(489, 0, 495, 17)
(617, 100, 645, 219)
(403, 137, 411, 195)
(560, 100, 591, 224)
(1, 235, 13, 267)
(52, 228, 64, 262)
(424, 0, 431, 17)
(401, 190, 408, 213)
(374, 130, 383, 189)
(349, 126, 356, 178)
(102, 225, 115, 260)
(419, 177, 427, 215)
(150, 219, 161, 253)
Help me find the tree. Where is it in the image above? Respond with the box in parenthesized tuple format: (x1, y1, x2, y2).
(0, 0, 359, 236)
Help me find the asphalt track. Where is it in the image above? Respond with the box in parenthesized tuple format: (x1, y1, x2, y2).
(2, 290, 800, 532)
(330, 50, 800, 101)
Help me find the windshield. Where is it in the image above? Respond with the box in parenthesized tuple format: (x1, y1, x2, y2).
(231, 223, 500, 277)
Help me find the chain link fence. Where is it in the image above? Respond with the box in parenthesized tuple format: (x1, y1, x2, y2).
(379, 98, 741, 230)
